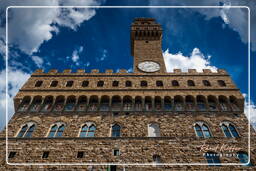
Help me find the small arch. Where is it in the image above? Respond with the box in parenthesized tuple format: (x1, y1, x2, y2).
(16, 122, 36, 138)
(123, 96, 133, 111)
(148, 123, 160, 137)
(154, 96, 162, 111)
(156, 80, 163, 87)
(187, 80, 195, 86)
(218, 80, 226, 87)
(112, 80, 119, 87)
(79, 122, 96, 137)
(229, 96, 240, 111)
(112, 95, 121, 111)
(203, 80, 211, 86)
(29, 96, 42, 112)
(194, 121, 212, 138)
(172, 80, 179, 86)
(208, 95, 217, 111)
(219, 95, 229, 111)
(77, 96, 87, 111)
(53, 96, 65, 112)
(35, 80, 43, 87)
(174, 95, 184, 111)
(47, 122, 66, 138)
(220, 121, 239, 138)
(141, 80, 148, 87)
(111, 124, 121, 137)
(66, 80, 73, 87)
(18, 96, 31, 112)
(88, 96, 98, 111)
(185, 95, 195, 111)
(50, 80, 58, 87)
(64, 96, 76, 111)
(164, 96, 172, 111)
(125, 80, 132, 87)
(197, 95, 206, 111)
(97, 80, 104, 87)
(99, 95, 110, 111)
(41, 96, 54, 112)
(82, 80, 89, 87)
(145, 96, 153, 111)
(135, 96, 142, 111)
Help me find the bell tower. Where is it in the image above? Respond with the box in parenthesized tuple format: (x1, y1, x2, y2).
(131, 18, 166, 73)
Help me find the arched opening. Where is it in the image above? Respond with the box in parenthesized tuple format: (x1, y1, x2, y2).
(154, 96, 162, 111)
(218, 80, 226, 87)
(77, 96, 87, 111)
(35, 80, 43, 87)
(125, 80, 132, 87)
(145, 96, 152, 111)
(185, 95, 195, 111)
(153, 155, 161, 164)
(208, 95, 217, 111)
(164, 96, 172, 111)
(148, 123, 160, 137)
(53, 96, 65, 112)
(187, 80, 195, 86)
(219, 96, 229, 111)
(229, 96, 240, 111)
(141, 80, 148, 87)
(111, 124, 121, 137)
(123, 96, 133, 111)
(18, 96, 31, 112)
(88, 96, 98, 111)
(41, 96, 53, 112)
(99, 96, 110, 111)
(30, 96, 42, 112)
(112, 96, 121, 111)
(203, 80, 211, 86)
(172, 80, 179, 86)
(64, 96, 76, 111)
(197, 95, 206, 111)
(174, 95, 184, 111)
(134, 96, 142, 111)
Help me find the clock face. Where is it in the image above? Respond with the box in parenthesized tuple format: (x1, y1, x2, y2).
(138, 61, 160, 72)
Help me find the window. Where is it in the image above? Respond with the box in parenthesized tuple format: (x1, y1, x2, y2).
(77, 151, 84, 158)
(203, 80, 211, 86)
(135, 96, 142, 111)
(219, 96, 229, 111)
(64, 96, 76, 111)
(125, 81, 132, 87)
(208, 96, 217, 111)
(172, 80, 179, 86)
(8, 152, 16, 159)
(148, 123, 160, 137)
(156, 81, 163, 87)
(123, 96, 133, 111)
(237, 152, 253, 166)
(145, 97, 152, 111)
(205, 152, 221, 166)
(112, 81, 119, 87)
(164, 97, 172, 111)
(82, 80, 89, 87)
(109, 165, 117, 171)
(97, 81, 104, 87)
(80, 123, 96, 137)
(53, 96, 65, 112)
(194, 122, 212, 138)
(42, 151, 49, 159)
(35, 80, 43, 87)
(111, 124, 121, 137)
(77, 96, 87, 111)
(17, 123, 36, 138)
(66, 80, 73, 87)
(153, 155, 161, 164)
(141, 81, 147, 87)
(88, 96, 98, 111)
(30, 96, 42, 112)
(197, 96, 206, 111)
(18, 96, 31, 112)
(221, 122, 239, 138)
(185, 96, 195, 111)
(174, 96, 184, 111)
(48, 123, 65, 138)
(100, 96, 110, 111)
(187, 80, 195, 86)
(218, 80, 226, 87)
(50, 81, 58, 87)
(111, 96, 121, 111)
(113, 149, 120, 156)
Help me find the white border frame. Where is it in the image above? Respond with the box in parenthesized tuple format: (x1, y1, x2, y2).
(5, 6, 251, 166)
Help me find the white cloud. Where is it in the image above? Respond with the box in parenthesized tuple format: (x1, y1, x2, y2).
(163, 48, 218, 72)
(243, 94, 256, 130)
(0, 0, 104, 55)
(31, 56, 44, 68)
(70, 46, 84, 66)
(0, 69, 30, 131)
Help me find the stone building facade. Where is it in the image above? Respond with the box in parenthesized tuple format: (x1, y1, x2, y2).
(0, 18, 255, 170)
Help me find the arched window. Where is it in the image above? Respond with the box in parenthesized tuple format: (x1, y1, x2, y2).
(41, 96, 53, 112)
(141, 81, 148, 87)
(220, 122, 239, 138)
(53, 96, 65, 112)
(112, 81, 119, 87)
(30, 96, 42, 112)
(153, 155, 161, 164)
(194, 122, 212, 138)
(156, 81, 163, 87)
(219, 96, 229, 111)
(123, 96, 133, 111)
(125, 81, 132, 87)
(97, 81, 104, 87)
(197, 96, 206, 111)
(111, 124, 121, 137)
(237, 152, 253, 166)
(218, 80, 226, 87)
(17, 122, 36, 138)
(154, 96, 162, 111)
(99, 96, 110, 111)
(112, 96, 121, 111)
(80, 123, 96, 137)
(64, 96, 76, 111)
(135, 96, 142, 111)
(172, 80, 179, 86)
(82, 80, 89, 87)
(205, 152, 221, 166)
(88, 96, 98, 111)
(185, 96, 195, 111)
(208, 96, 217, 111)
(50, 80, 58, 87)
(230, 96, 240, 111)
(187, 80, 195, 86)
(77, 96, 87, 111)
(18, 96, 31, 112)
(174, 96, 184, 111)
(48, 123, 65, 138)
(203, 80, 211, 86)
(164, 96, 172, 111)
(66, 81, 73, 87)
(145, 96, 152, 111)
(148, 123, 160, 137)
(35, 80, 43, 87)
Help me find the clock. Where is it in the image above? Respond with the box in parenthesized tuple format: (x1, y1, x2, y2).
(138, 61, 160, 72)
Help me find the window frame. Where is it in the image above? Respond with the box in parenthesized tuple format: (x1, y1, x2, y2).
(220, 121, 240, 138)
(193, 122, 212, 138)
(16, 122, 36, 138)
(47, 122, 66, 138)
(79, 122, 96, 137)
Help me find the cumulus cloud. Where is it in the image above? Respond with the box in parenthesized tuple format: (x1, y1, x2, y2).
(0, 0, 104, 55)
(163, 48, 218, 72)
(0, 69, 30, 131)
(243, 94, 256, 130)
(31, 56, 44, 68)
(69, 46, 83, 66)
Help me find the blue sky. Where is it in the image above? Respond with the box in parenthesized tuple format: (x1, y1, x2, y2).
(0, 0, 255, 130)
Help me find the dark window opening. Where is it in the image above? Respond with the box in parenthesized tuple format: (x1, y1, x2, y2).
(113, 149, 120, 156)
(50, 81, 58, 87)
(156, 81, 163, 87)
(187, 80, 195, 86)
(125, 81, 132, 87)
(66, 81, 73, 87)
(35, 81, 43, 87)
(77, 151, 84, 158)
(110, 165, 117, 171)
(113, 112, 119, 117)
(42, 151, 49, 159)
(172, 80, 179, 86)
(8, 152, 16, 158)
(82, 80, 89, 87)
(218, 80, 226, 87)
(141, 81, 147, 87)
(203, 80, 211, 86)
(97, 81, 104, 87)
(112, 81, 119, 87)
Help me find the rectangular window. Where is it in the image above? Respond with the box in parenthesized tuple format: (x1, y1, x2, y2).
(42, 151, 49, 159)
(113, 149, 120, 156)
(77, 151, 84, 158)
(8, 152, 16, 158)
